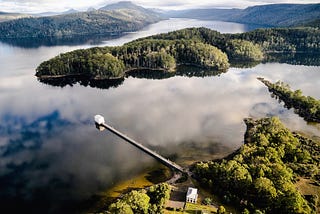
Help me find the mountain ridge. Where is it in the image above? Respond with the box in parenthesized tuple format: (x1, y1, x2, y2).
(0, 1, 162, 39)
(0, 11, 31, 22)
(166, 3, 320, 27)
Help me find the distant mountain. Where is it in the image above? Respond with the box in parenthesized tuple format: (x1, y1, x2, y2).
(99, 1, 161, 17)
(164, 8, 240, 21)
(61, 9, 79, 15)
(0, 11, 31, 22)
(35, 12, 61, 17)
(167, 3, 320, 27)
(87, 7, 97, 12)
(0, 2, 162, 39)
(231, 4, 320, 27)
(100, 1, 148, 12)
(35, 9, 79, 17)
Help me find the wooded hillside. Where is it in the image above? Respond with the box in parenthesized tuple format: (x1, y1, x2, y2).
(0, 2, 161, 39)
(36, 27, 319, 80)
(193, 117, 319, 213)
(167, 4, 320, 27)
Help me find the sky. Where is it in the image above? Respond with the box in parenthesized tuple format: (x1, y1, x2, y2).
(0, 0, 319, 13)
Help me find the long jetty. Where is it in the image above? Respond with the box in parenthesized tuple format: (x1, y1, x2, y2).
(94, 115, 185, 173)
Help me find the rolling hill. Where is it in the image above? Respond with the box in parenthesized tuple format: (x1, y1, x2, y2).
(0, 11, 31, 22)
(167, 3, 320, 27)
(0, 1, 162, 39)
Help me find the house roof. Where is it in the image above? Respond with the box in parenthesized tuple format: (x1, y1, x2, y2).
(187, 187, 198, 198)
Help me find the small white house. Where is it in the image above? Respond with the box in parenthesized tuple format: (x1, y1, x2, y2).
(94, 115, 105, 125)
(186, 187, 198, 203)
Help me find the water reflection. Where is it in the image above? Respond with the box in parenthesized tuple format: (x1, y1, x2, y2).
(38, 76, 124, 89)
(0, 34, 122, 49)
(0, 18, 320, 214)
(0, 18, 253, 48)
(229, 60, 260, 69)
(176, 65, 227, 77)
(102, 18, 250, 46)
(1, 64, 320, 213)
(0, 110, 157, 213)
(37, 66, 227, 89)
(126, 69, 175, 80)
(36, 52, 319, 90)
(265, 53, 320, 66)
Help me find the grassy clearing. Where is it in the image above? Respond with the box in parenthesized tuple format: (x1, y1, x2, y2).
(164, 210, 184, 214)
(296, 177, 320, 196)
(164, 202, 217, 214)
(295, 177, 320, 212)
(85, 165, 171, 213)
(185, 202, 217, 213)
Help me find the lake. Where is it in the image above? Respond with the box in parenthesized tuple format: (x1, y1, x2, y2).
(0, 18, 319, 213)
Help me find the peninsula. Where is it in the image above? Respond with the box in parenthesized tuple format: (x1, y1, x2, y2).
(259, 77, 320, 123)
(193, 117, 319, 213)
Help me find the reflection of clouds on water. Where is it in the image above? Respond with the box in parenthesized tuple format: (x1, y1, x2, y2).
(0, 63, 320, 212)
(249, 102, 280, 118)
(0, 110, 155, 212)
(1, 18, 320, 212)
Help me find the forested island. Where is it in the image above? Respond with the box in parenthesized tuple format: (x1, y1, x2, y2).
(36, 34, 231, 80)
(36, 27, 319, 81)
(193, 117, 320, 214)
(259, 78, 320, 123)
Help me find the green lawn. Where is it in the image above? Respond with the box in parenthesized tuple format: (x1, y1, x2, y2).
(185, 202, 217, 213)
(164, 202, 217, 214)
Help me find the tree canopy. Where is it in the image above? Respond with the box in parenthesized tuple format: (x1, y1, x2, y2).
(107, 183, 171, 214)
(36, 27, 319, 80)
(193, 117, 319, 214)
(259, 77, 320, 122)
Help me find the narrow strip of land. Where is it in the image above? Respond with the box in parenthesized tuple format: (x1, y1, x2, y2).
(258, 77, 320, 122)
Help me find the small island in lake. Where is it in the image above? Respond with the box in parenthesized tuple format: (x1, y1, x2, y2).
(35, 35, 231, 81)
(35, 27, 319, 82)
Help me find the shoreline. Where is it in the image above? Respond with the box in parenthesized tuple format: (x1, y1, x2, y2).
(85, 164, 172, 213)
(35, 68, 173, 81)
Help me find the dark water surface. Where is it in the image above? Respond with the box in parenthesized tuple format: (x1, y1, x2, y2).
(0, 19, 319, 213)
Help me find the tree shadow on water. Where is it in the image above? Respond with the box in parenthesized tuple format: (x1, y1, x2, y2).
(38, 75, 124, 89)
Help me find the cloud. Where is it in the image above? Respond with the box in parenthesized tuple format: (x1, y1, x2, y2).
(0, 0, 319, 13)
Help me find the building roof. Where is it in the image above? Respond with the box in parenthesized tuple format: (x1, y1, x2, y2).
(94, 115, 105, 125)
(186, 187, 198, 199)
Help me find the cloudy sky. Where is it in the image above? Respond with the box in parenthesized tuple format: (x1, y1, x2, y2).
(0, 0, 319, 13)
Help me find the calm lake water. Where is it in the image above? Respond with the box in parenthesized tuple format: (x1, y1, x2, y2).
(0, 18, 319, 213)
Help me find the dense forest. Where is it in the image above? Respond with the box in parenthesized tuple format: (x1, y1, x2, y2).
(0, 2, 161, 39)
(230, 28, 320, 53)
(259, 78, 320, 123)
(36, 27, 319, 80)
(36, 38, 230, 79)
(107, 183, 171, 213)
(193, 117, 319, 214)
(147, 27, 320, 53)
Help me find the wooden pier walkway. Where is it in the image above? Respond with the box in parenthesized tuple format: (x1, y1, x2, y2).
(95, 117, 185, 173)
